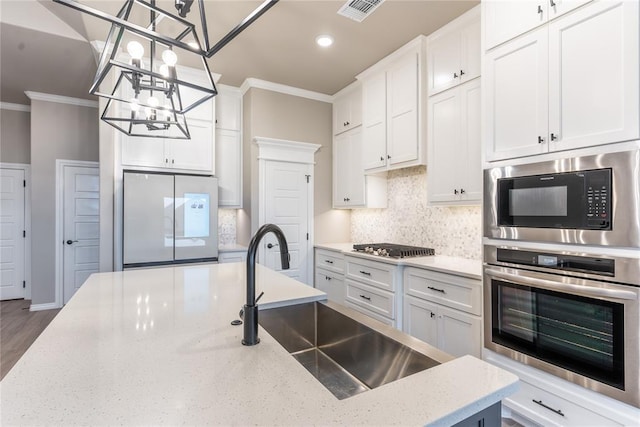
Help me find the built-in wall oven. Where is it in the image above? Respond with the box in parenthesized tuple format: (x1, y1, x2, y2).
(484, 149, 640, 247)
(484, 244, 640, 408)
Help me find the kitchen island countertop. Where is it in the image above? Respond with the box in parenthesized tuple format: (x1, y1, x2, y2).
(0, 263, 516, 425)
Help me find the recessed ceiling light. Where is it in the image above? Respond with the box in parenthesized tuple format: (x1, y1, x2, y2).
(316, 35, 334, 47)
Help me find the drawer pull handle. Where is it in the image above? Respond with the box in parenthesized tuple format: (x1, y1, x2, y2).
(359, 270, 371, 276)
(324, 260, 334, 264)
(359, 294, 371, 301)
(532, 399, 564, 417)
(428, 286, 445, 293)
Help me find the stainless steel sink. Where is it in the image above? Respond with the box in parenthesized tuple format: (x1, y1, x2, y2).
(259, 301, 452, 400)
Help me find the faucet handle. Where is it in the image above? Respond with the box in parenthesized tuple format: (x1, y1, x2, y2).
(255, 291, 265, 305)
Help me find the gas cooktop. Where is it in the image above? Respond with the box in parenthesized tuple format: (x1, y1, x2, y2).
(353, 243, 435, 258)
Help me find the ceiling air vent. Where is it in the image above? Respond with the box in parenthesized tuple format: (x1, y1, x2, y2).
(337, 0, 385, 22)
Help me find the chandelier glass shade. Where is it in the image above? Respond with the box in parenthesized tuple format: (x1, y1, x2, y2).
(53, 0, 279, 139)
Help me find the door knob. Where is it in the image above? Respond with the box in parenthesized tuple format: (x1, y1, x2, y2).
(66, 240, 78, 245)
(267, 243, 279, 249)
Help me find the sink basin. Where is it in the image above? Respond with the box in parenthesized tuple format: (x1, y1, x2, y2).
(259, 301, 449, 400)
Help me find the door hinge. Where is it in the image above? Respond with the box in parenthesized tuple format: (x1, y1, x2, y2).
(23, 280, 26, 288)
(305, 174, 310, 183)
(306, 233, 309, 240)
(23, 230, 26, 238)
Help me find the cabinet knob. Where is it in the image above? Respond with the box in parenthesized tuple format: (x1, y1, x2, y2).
(380, 156, 384, 161)
(549, 0, 556, 7)
(430, 312, 435, 318)
(453, 72, 459, 79)
(538, 4, 543, 14)
(460, 188, 466, 194)
(346, 121, 350, 126)
(171, 159, 175, 164)
(460, 69, 465, 76)
(165, 158, 169, 163)
(346, 197, 350, 202)
(454, 189, 459, 195)
(387, 154, 391, 159)
(538, 136, 545, 144)
(325, 276, 332, 281)
(550, 133, 558, 141)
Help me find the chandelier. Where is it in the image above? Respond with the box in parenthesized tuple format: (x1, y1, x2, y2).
(53, 0, 279, 139)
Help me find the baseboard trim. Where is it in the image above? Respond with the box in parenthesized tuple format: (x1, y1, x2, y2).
(30, 302, 61, 312)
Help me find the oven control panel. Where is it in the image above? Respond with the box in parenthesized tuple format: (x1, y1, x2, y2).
(496, 248, 615, 276)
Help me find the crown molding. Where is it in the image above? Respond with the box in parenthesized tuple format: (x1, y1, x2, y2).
(240, 78, 332, 103)
(24, 92, 99, 108)
(0, 102, 31, 112)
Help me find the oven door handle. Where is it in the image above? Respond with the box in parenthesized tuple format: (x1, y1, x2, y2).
(484, 268, 638, 301)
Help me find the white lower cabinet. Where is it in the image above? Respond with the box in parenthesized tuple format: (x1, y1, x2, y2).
(314, 248, 346, 305)
(218, 250, 247, 263)
(344, 256, 401, 327)
(315, 270, 345, 305)
(402, 267, 482, 358)
(484, 352, 633, 427)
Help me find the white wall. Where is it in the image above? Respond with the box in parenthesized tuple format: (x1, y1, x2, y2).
(30, 99, 99, 304)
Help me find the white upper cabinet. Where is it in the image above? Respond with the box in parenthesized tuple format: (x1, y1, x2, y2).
(358, 36, 426, 173)
(483, 0, 591, 50)
(428, 78, 481, 204)
(121, 67, 217, 174)
(427, 5, 480, 96)
(215, 86, 241, 131)
(484, 0, 639, 161)
(362, 73, 388, 170)
(333, 126, 387, 209)
(333, 83, 362, 135)
(214, 86, 243, 207)
(485, 27, 549, 161)
(547, 0, 639, 151)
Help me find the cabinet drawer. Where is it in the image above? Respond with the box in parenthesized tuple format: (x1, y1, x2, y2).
(315, 249, 345, 274)
(505, 380, 623, 427)
(345, 256, 397, 291)
(404, 267, 481, 316)
(345, 279, 395, 319)
(344, 301, 394, 326)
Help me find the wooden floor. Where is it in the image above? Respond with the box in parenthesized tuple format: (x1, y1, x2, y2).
(0, 299, 61, 380)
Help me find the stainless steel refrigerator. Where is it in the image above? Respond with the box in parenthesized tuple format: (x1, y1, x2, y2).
(123, 171, 218, 268)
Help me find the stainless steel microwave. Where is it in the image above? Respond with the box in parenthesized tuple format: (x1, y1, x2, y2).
(484, 150, 640, 247)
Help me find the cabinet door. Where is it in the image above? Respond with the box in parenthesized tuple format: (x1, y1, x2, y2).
(362, 74, 387, 171)
(333, 131, 350, 207)
(404, 295, 439, 348)
(215, 90, 241, 131)
(215, 129, 242, 207)
(315, 270, 345, 305)
(428, 30, 461, 95)
(346, 127, 365, 206)
(437, 305, 482, 358)
(485, 27, 549, 161)
(166, 119, 214, 172)
(460, 18, 481, 84)
(179, 74, 214, 121)
(548, 0, 639, 152)
(387, 52, 419, 166)
(121, 134, 167, 168)
(333, 95, 351, 135)
(428, 87, 462, 203)
(460, 78, 482, 202)
(483, 0, 547, 50)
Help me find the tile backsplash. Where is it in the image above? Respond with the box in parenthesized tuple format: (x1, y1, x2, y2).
(351, 166, 482, 260)
(218, 209, 237, 245)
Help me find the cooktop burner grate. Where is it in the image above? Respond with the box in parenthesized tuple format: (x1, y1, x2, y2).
(353, 243, 435, 258)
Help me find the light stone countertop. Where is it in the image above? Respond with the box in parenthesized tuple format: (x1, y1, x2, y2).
(0, 263, 516, 426)
(315, 242, 482, 279)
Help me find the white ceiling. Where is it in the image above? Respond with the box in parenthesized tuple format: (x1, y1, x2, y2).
(0, 0, 478, 105)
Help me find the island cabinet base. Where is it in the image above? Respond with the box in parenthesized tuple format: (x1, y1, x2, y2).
(452, 402, 501, 427)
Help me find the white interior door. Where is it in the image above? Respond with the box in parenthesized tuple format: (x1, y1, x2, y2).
(63, 165, 100, 304)
(263, 161, 310, 284)
(0, 168, 25, 300)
